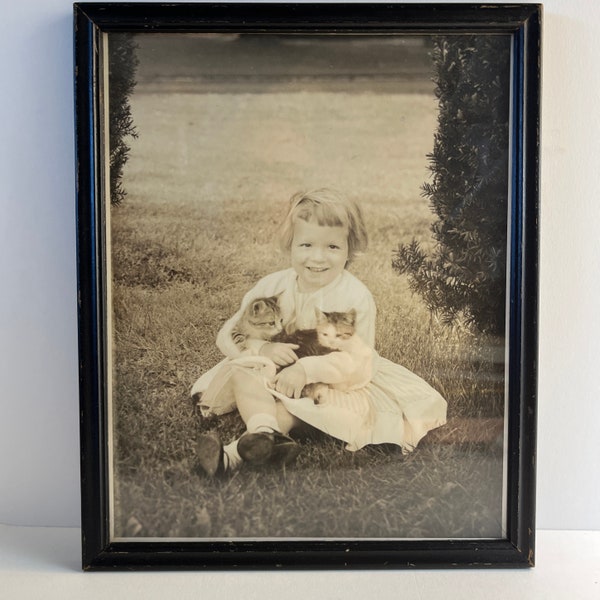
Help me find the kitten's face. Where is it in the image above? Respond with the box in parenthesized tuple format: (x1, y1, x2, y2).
(315, 309, 356, 349)
(246, 297, 283, 339)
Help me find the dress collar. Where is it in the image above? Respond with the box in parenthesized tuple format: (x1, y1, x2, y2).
(293, 270, 345, 297)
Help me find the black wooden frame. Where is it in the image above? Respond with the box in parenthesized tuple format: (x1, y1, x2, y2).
(74, 2, 541, 570)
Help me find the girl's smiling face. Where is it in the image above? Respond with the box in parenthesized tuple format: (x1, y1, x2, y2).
(290, 219, 349, 292)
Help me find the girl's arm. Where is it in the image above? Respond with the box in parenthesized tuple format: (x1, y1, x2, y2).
(298, 351, 356, 385)
(275, 344, 371, 398)
(273, 351, 355, 398)
(217, 317, 283, 358)
(353, 291, 377, 349)
(216, 311, 245, 358)
(216, 284, 269, 358)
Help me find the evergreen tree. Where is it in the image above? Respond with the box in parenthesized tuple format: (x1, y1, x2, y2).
(109, 34, 139, 205)
(393, 35, 511, 334)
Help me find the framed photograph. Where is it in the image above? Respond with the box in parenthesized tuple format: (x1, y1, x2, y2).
(74, 3, 541, 569)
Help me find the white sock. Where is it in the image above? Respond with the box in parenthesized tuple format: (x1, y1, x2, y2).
(246, 413, 280, 434)
(223, 439, 243, 471)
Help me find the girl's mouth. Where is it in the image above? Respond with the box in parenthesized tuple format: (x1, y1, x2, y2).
(307, 267, 328, 273)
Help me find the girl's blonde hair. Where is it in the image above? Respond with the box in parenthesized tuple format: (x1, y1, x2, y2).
(279, 188, 368, 264)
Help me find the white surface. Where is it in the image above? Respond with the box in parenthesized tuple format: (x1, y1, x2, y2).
(1, 0, 600, 534)
(0, 526, 598, 600)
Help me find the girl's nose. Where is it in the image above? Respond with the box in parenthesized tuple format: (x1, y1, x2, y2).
(311, 246, 325, 261)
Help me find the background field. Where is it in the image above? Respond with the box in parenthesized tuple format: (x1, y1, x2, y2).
(109, 34, 505, 539)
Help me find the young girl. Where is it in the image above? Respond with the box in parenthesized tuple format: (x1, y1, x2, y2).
(191, 188, 447, 475)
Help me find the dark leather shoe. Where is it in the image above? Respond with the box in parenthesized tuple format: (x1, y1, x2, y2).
(238, 430, 300, 466)
(196, 432, 225, 477)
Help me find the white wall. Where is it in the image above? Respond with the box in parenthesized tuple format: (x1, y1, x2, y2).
(1, 0, 598, 531)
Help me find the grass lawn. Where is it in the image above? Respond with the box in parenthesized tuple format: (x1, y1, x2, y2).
(109, 84, 506, 540)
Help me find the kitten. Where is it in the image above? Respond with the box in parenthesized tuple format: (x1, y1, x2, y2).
(272, 325, 336, 359)
(231, 294, 284, 350)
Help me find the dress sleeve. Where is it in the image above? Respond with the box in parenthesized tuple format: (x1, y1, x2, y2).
(354, 288, 377, 349)
(216, 310, 245, 358)
(216, 282, 267, 358)
(299, 352, 356, 385)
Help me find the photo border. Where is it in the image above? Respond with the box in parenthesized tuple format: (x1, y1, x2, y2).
(74, 2, 541, 570)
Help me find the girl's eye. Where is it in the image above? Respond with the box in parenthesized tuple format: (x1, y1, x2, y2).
(329, 245, 340, 250)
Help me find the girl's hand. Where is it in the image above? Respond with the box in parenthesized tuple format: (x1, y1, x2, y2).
(273, 363, 307, 398)
(259, 342, 299, 367)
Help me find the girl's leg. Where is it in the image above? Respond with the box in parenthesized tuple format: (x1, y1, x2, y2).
(232, 369, 302, 434)
(231, 369, 302, 433)
(197, 368, 301, 476)
(275, 400, 302, 434)
(231, 368, 280, 431)
(231, 368, 300, 465)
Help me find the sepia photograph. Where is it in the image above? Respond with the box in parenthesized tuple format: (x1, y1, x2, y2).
(75, 3, 540, 569)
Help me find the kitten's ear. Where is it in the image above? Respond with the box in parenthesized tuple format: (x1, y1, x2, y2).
(315, 308, 327, 322)
(252, 300, 265, 315)
(267, 291, 283, 306)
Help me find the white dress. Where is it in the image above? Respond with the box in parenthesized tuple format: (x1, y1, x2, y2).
(191, 268, 447, 452)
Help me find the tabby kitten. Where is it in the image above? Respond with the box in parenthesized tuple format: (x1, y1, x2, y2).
(231, 295, 283, 350)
